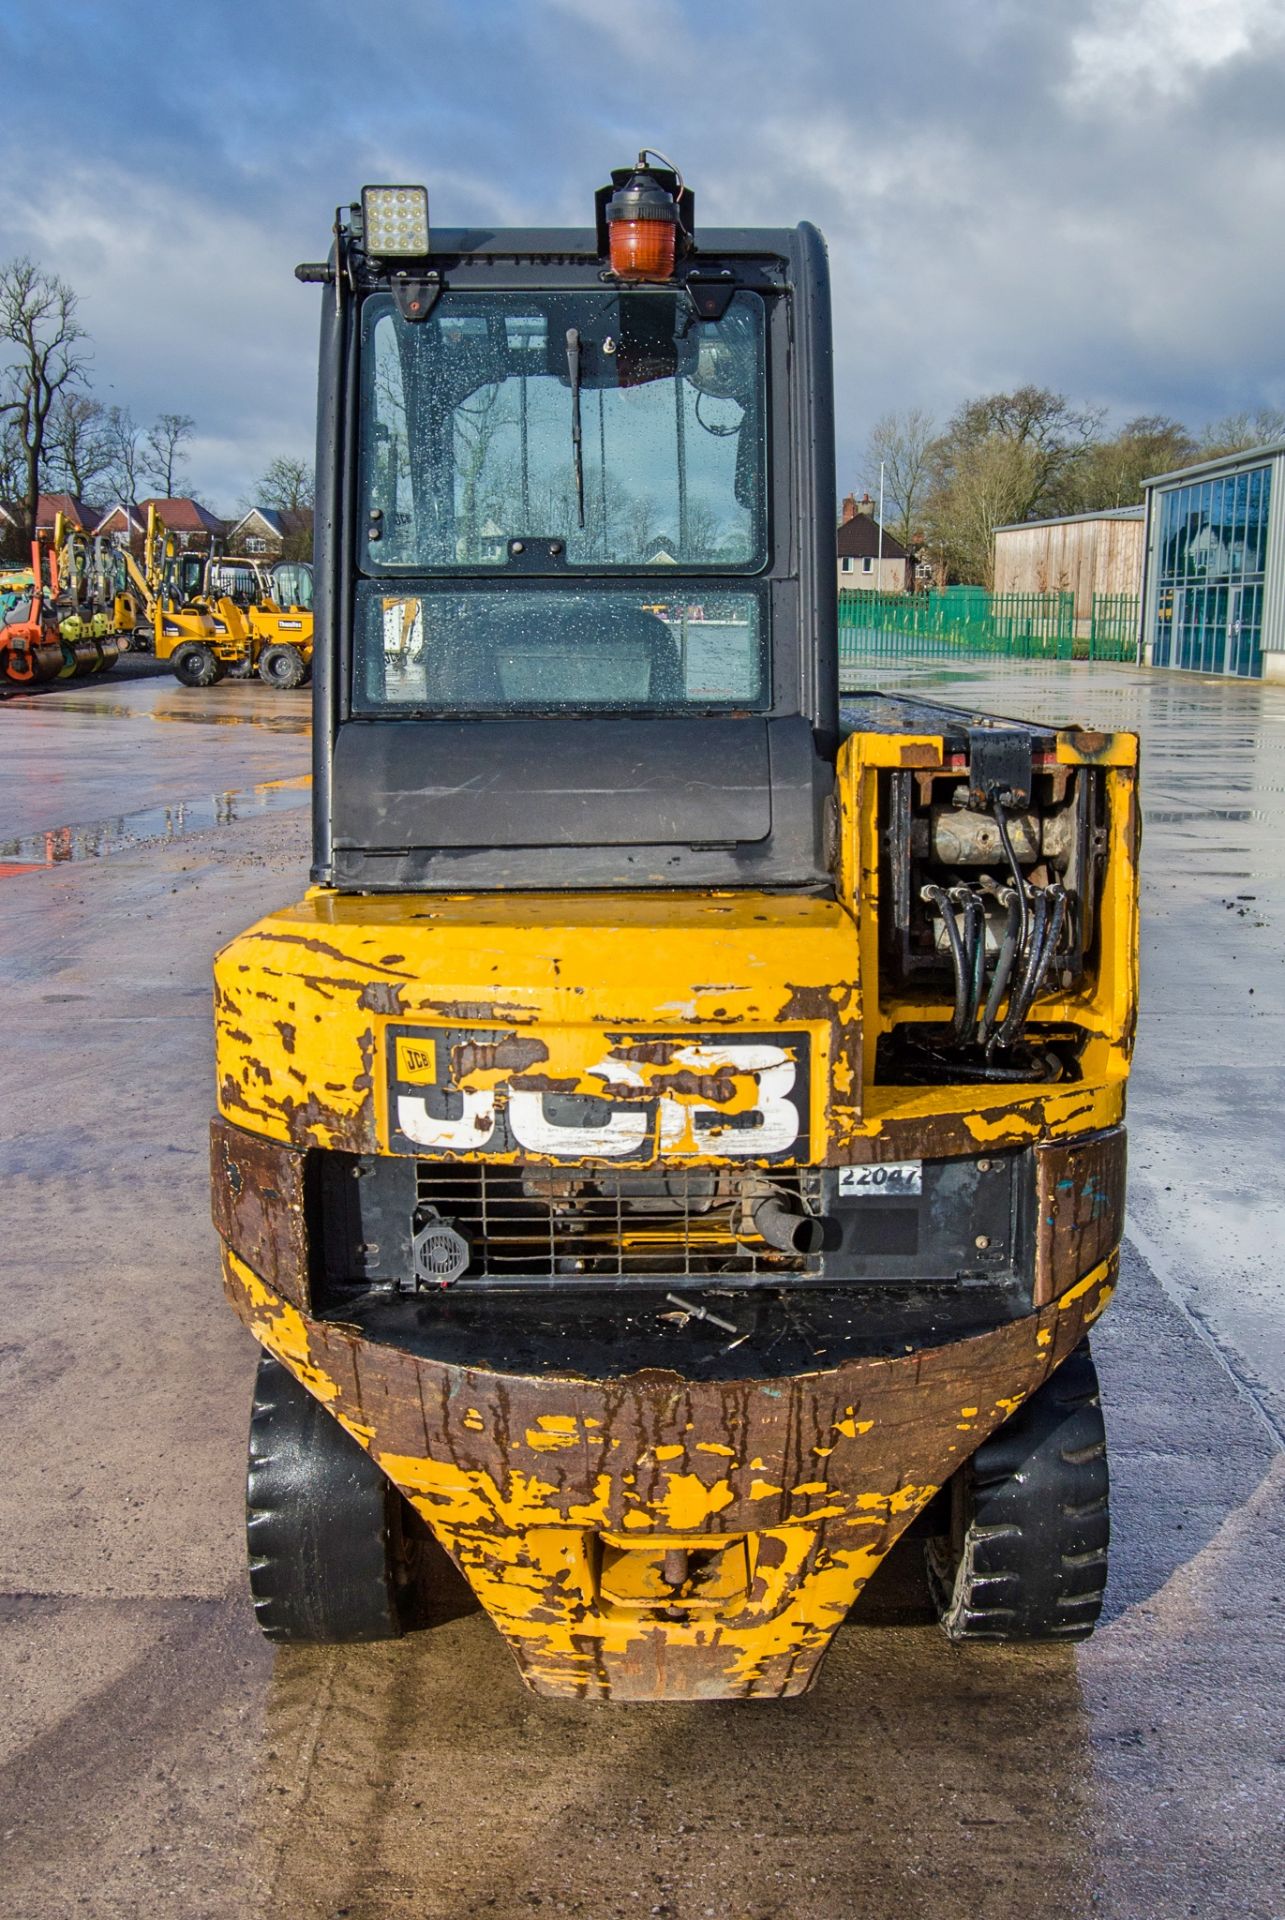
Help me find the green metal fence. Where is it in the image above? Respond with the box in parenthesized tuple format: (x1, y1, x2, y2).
(837, 588, 1077, 663)
(1087, 593, 1140, 662)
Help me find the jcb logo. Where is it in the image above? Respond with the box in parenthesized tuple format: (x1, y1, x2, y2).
(384, 1025, 809, 1164)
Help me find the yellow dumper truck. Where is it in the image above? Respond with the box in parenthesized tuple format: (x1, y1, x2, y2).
(211, 161, 1138, 1701)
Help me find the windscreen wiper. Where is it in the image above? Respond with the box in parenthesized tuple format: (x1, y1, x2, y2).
(566, 327, 585, 528)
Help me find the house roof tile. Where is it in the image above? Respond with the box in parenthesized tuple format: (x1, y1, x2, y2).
(836, 515, 909, 561)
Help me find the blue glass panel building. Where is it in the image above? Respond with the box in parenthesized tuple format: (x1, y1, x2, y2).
(1141, 441, 1285, 680)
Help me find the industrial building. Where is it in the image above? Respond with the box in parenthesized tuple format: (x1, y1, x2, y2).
(1140, 441, 1285, 680)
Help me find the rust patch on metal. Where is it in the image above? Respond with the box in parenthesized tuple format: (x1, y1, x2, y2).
(452, 1035, 550, 1078)
(611, 1040, 683, 1067)
(224, 1241, 1116, 1703)
(256, 930, 412, 971)
(274, 1020, 297, 1055)
(211, 1119, 308, 1309)
(1033, 1127, 1126, 1307)
(358, 979, 406, 1016)
(646, 1069, 737, 1104)
(428, 1000, 540, 1023)
(1063, 728, 1112, 760)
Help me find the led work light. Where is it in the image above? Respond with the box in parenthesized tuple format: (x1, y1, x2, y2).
(361, 185, 430, 258)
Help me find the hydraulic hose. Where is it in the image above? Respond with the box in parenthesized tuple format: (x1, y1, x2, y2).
(998, 883, 1067, 1049)
(992, 793, 1031, 957)
(950, 887, 987, 1037)
(1023, 885, 1069, 1019)
(922, 884, 969, 1041)
(978, 882, 1022, 1049)
(998, 887, 1049, 1048)
(947, 888, 982, 1039)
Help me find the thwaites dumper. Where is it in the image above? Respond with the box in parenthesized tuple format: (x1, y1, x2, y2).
(150, 508, 315, 689)
(211, 161, 1139, 1702)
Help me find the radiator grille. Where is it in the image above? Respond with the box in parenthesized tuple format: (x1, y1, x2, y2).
(414, 1161, 824, 1281)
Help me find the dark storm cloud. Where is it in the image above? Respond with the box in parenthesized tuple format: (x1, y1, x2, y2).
(2, 0, 1282, 507)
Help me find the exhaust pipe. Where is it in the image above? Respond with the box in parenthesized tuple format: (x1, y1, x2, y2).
(749, 1193, 825, 1256)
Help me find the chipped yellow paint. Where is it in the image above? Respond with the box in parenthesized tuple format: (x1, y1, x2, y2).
(661, 1473, 737, 1530)
(1085, 1281, 1115, 1324)
(225, 1240, 1117, 1702)
(524, 1414, 587, 1452)
(214, 712, 1137, 1702)
(1059, 1263, 1107, 1309)
(214, 725, 1135, 1173)
(213, 889, 864, 1164)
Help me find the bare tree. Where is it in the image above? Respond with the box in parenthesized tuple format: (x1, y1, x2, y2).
(453, 386, 517, 559)
(1197, 406, 1285, 461)
(0, 257, 89, 540)
(45, 392, 113, 501)
(861, 407, 936, 551)
(254, 455, 314, 512)
(102, 405, 146, 504)
(0, 419, 25, 556)
(143, 411, 196, 496)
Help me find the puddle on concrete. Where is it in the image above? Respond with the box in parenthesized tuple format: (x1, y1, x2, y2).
(4, 693, 309, 734)
(0, 775, 311, 873)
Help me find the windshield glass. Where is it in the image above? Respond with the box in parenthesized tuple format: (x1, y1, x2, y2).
(360, 290, 766, 571)
(352, 585, 766, 714)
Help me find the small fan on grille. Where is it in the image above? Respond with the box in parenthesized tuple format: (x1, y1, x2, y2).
(411, 1210, 470, 1286)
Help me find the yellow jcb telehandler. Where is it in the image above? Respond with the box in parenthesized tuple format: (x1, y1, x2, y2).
(210, 161, 1139, 1702)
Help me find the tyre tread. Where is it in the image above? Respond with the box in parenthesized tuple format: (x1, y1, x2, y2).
(926, 1341, 1110, 1644)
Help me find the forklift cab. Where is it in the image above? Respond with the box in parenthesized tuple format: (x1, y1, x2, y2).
(311, 206, 837, 893)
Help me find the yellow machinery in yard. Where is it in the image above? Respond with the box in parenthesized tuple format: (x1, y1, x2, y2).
(210, 163, 1139, 1701)
(0, 523, 121, 684)
(147, 507, 314, 688)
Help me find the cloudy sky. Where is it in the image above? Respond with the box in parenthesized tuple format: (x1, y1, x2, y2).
(3, 0, 1283, 513)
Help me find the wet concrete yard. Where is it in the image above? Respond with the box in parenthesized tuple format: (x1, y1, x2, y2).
(1, 663, 1282, 1918)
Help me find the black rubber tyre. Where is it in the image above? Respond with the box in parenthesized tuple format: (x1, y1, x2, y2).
(925, 1341, 1109, 1642)
(170, 641, 223, 687)
(258, 642, 307, 689)
(246, 1351, 421, 1643)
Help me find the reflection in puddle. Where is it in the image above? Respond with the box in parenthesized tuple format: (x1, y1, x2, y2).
(4, 692, 310, 734)
(0, 774, 311, 872)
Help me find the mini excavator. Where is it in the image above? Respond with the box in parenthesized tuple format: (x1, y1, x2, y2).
(211, 159, 1139, 1701)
